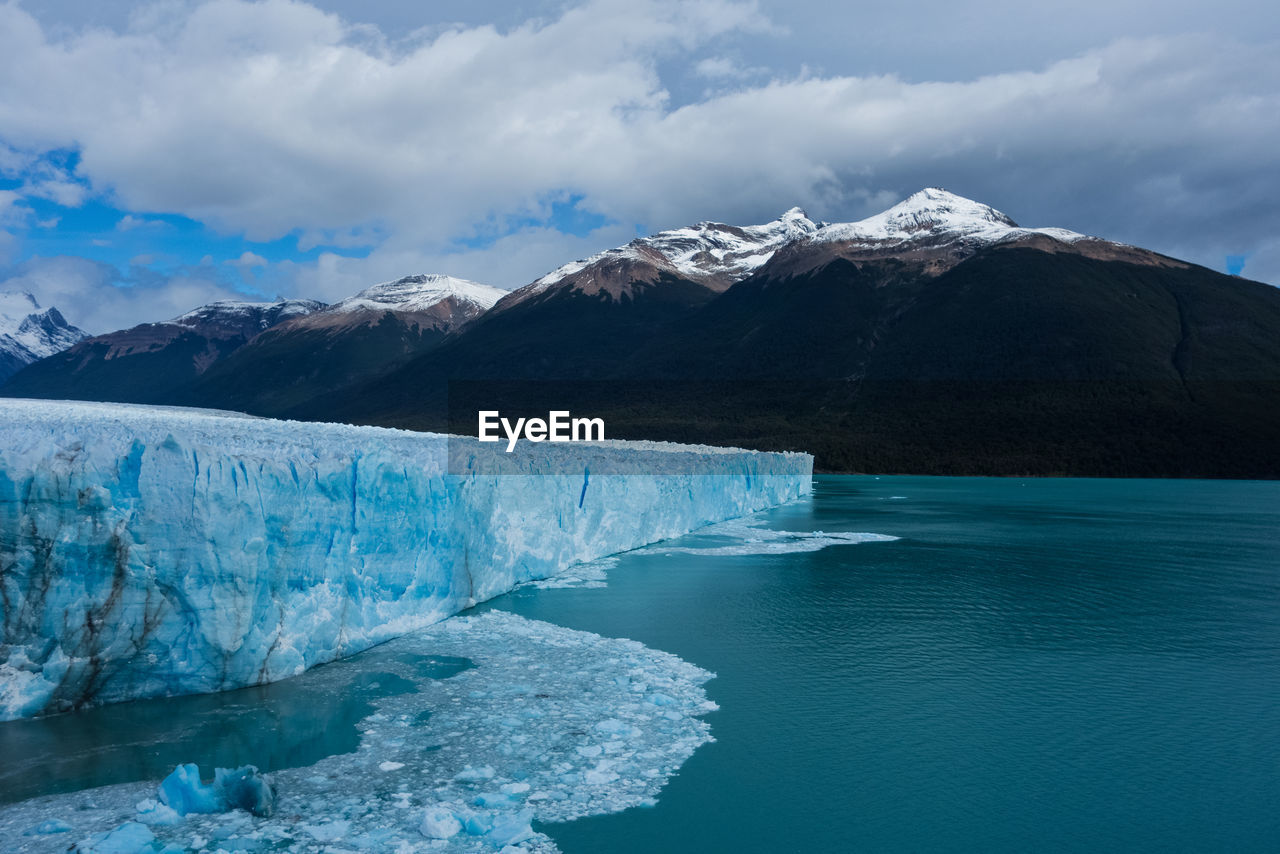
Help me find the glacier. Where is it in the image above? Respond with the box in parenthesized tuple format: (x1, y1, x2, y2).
(0, 399, 811, 720)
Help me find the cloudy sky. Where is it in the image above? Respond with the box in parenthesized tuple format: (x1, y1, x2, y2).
(1, 0, 1277, 333)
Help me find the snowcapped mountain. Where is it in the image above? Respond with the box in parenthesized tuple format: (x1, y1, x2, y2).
(286, 274, 504, 334)
(74, 297, 327, 366)
(760, 187, 1179, 279)
(496, 188, 1175, 312)
(0, 291, 88, 383)
(10, 188, 1277, 479)
(180, 274, 508, 415)
(503, 207, 821, 308)
(311, 187, 1280, 480)
(330, 274, 504, 315)
(170, 298, 325, 336)
(817, 187, 1059, 244)
(1, 297, 325, 403)
(0, 274, 506, 412)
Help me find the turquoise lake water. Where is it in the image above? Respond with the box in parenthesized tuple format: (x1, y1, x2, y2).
(481, 475, 1280, 853)
(4, 475, 1279, 851)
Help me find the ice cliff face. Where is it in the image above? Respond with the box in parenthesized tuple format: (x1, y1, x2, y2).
(0, 399, 811, 720)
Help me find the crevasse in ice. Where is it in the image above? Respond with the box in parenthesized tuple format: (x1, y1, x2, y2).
(0, 399, 811, 719)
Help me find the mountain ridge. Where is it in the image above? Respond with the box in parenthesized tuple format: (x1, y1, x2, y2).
(4, 189, 1277, 477)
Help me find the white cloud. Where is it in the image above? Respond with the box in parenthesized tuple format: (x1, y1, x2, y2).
(227, 250, 268, 268)
(0, 142, 34, 176)
(0, 0, 772, 243)
(273, 220, 635, 303)
(24, 177, 89, 207)
(0, 190, 26, 228)
(116, 214, 167, 231)
(0, 0, 1274, 332)
(0, 256, 251, 334)
(695, 56, 745, 78)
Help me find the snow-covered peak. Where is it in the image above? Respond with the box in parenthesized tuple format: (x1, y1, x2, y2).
(0, 291, 88, 381)
(331, 274, 505, 314)
(0, 291, 42, 331)
(503, 191, 1118, 307)
(779, 206, 814, 225)
(523, 208, 823, 299)
(815, 187, 1085, 248)
(870, 188, 1017, 233)
(172, 298, 325, 328)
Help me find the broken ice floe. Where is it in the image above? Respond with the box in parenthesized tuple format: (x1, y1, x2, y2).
(525, 516, 897, 591)
(646, 516, 898, 557)
(518, 557, 617, 590)
(0, 612, 717, 853)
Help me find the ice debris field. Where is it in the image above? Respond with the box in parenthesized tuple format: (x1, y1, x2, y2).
(0, 399, 811, 719)
(0, 611, 718, 853)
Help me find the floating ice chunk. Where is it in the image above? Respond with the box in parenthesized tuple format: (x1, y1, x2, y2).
(215, 766, 277, 817)
(649, 516, 898, 556)
(301, 819, 351, 841)
(487, 809, 535, 847)
(460, 808, 493, 836)
(473, 792, 519, 809)
(595, 718, 639, 738)
(157, 764, 222, 816)
(24, 818, 73, 835)
(454, 765, 496, 782)
(521, 557, 617, 590)
(420, 806, 463, 839)
(73, 821, 155, 853)
(378, 761, 406, 772)
(155, 763, 275, 819)
(134, 798, 183, 826)
(584, 760, 620, 785)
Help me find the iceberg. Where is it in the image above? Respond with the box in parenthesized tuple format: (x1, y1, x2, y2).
(153, 763, 275, 818)
(0, 399, 811, 719)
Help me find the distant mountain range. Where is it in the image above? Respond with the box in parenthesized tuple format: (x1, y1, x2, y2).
(182, 274, 503, 414)
(2, 298, 325, 405)
(5, 189, 1279, 477)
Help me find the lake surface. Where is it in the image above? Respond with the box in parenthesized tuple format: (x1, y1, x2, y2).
(4, 475, 1279, 852)
(481, 475, 1280, 853)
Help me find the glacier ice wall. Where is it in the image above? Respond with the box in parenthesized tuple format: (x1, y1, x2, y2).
(0, 400, 811, 719)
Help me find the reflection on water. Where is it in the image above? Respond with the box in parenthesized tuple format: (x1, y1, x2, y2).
(0, 654, 472, 804)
